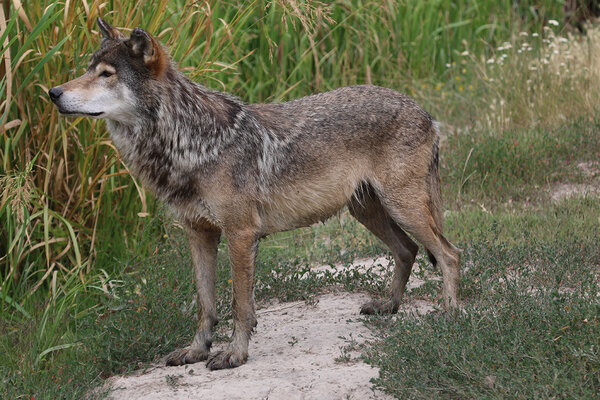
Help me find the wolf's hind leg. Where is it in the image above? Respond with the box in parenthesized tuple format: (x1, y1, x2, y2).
(166, 221, 221, 366)
(349, 186, 419, 314)
(378, 191, 461, 311)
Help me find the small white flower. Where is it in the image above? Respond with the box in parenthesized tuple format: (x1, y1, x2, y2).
(519, 31, 529, 36)
(548, 19, 559, 26)
(487, 58, 495, 64)
(559, 37, 568, 43)
(497, 42, 513, 51)
(532, 33, 539, 37)
(461, 50, 469, 56)
(446, 63, 451, 68)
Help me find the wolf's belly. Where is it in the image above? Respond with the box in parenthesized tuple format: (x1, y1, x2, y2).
(257, 172, 366, 234)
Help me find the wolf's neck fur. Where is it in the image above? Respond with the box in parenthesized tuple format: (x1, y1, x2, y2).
(106, 65, 281, 204)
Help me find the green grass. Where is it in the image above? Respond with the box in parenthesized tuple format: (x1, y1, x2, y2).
(364, 236, 600, 399)
(0, 0, 568, 306)
(446, 196, 600, 246)
(4, 192, 598, 398)
(359, 119, 600, 399)
(442, 118, 600, 206)
(0, 210, 389, 399)
(4, 131, 599, 398)
(2, 1, 600, 398)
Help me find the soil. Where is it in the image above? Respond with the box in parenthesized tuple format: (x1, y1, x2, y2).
(551, 161, 600, 201)
(105, 258, 435, 400)
(551, 183, 600, 201)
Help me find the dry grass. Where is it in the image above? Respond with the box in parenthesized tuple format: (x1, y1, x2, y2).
(469, 23, 600, 131)
(0, 1, 251, 301)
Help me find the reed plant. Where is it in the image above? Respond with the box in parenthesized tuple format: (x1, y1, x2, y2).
(4, 1, 600, 398)
(0, 1, 566, 310)
(0, 0, 255, 311)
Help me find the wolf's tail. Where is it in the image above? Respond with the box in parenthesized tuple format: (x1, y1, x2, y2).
(427, 122, 443, 267)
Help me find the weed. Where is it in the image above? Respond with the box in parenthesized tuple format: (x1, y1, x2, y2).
(165, 374, 183, 389)
(335, 334, 363, 364)
(442, 119, 600, 206)
(364, 238, 600, 399)
(2, 1, 599, 399)
(0, 1, 569, 307)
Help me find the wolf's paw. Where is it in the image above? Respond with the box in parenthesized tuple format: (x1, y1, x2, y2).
(165, 346, 209, 366)
(206, 349, 247, 370)
(360, 299, 399, 315)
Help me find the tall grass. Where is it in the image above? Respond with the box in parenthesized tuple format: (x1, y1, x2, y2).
(0, 4, 254, 392)
(2, 1, 598, 398)
(0, 0, 254, 310)
(421, 22, 600, 133)
(0, 1, 567, 310)
(224, 0, 565, 101)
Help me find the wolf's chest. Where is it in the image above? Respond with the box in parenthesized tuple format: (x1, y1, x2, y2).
(108, 123, 200, 203)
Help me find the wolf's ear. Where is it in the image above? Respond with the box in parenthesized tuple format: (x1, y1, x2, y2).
(128, 28, 168, 77)
(97, 17, 124, 40)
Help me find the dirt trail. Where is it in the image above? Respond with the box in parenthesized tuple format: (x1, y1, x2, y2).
(106, 258, 435, 400)
(551, 161, 600, 202)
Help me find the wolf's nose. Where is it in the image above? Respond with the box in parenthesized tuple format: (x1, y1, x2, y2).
(48, 87, 63, 102)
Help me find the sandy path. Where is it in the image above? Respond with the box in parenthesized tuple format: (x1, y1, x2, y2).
(106, 258, 435, 400)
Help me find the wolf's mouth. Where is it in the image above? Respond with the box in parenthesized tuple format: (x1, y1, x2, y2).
(60, 110, 104, 117)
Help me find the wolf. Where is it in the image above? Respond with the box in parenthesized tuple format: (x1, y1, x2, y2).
(49, 18, 461, 370)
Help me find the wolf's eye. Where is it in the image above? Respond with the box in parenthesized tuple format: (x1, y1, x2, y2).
(100, 70, 113, 78)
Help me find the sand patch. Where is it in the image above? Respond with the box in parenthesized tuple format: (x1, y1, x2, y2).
(105, 256, 437, 400)
(551, 183, 600, 201)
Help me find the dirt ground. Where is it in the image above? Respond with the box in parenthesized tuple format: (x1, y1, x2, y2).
(105, 258, 435, 400)
(551, 161, 600, 202)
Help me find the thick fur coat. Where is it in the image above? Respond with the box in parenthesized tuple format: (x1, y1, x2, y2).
(49, 18, 461, 370)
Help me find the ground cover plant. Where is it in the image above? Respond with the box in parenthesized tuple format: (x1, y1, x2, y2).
(1, 0, 599, 398)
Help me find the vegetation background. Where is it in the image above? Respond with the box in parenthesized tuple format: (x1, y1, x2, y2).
(1, 0, 599, 398)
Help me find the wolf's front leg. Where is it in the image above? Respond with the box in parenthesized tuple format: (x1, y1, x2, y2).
(206, 228, 258, 370)
(166, 222, 221, 366)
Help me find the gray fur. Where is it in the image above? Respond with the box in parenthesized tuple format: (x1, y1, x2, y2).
(49, 18, 461, 371)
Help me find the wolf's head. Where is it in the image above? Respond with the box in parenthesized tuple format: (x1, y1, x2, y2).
(49, 18, 169, 122)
